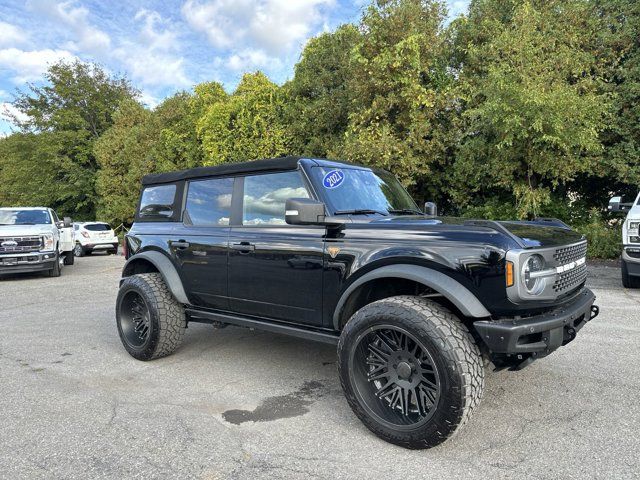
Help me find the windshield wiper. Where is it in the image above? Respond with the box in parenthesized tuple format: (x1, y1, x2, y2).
(334, 209, 388, 216)
(388, 208, 425, 216)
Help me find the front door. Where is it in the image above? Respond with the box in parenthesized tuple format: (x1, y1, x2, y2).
(227, 170, 325, 325)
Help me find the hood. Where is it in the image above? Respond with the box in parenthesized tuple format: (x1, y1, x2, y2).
(368, 215, 584, 248)
(496, 221, 584, 248)
(0, 224, 54, 237)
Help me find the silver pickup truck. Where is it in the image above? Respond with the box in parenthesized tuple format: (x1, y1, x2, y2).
(0, 207, 75, 277)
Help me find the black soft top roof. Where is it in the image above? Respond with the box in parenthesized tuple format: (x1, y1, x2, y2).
(141, 156, 361, 185)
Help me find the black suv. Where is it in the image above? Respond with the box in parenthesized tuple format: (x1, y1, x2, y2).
(116, 156, 599, 448)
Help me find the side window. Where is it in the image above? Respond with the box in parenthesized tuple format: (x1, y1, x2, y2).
(243, 171, 309, 225)
(138, 184, 177, 220)
(185, 177, 234, 226)
(51, 210, 60, 223)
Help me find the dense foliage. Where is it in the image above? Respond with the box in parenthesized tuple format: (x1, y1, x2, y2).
(1, 0, 638, 257)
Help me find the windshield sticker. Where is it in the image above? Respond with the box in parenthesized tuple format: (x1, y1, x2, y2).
(323, 170, 345, 189)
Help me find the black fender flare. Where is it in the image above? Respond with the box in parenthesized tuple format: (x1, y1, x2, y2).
(121, 251, 189, 305)
(333, 264, 491, 329)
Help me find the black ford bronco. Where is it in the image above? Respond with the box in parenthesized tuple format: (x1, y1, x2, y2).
(116, 156, 599, 448)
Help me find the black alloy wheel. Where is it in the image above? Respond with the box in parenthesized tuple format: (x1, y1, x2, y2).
(119, 291, 151, 348)
(349, 325, 440, 429)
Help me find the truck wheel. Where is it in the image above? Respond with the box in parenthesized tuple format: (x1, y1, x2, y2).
(47, 253, 61, 277)
(622, 259, 640, 288)
(74, 243, 85, 257)
(116, 273, 186, 361)
(338, 296, 484, 449)
(63, 252, 74, 265)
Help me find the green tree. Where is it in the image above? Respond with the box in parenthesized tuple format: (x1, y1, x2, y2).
(339, 0, 453, 199)
(285, 24, 361, 157)
(7, 61, 137, 217)
(0, 132, 71, 209)
(94, 100, 153, 225)
(451, 0, 610, 217)
(197, 72, 290, 165)
(580, 0, 640, 205)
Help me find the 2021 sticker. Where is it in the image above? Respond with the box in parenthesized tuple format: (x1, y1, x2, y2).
(322, 169, 345, 189)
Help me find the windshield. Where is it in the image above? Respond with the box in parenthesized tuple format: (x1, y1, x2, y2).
(310, 167, 418, 214)
(0, 209, 51, 225)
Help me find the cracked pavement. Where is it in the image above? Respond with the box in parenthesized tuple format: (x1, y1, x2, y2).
(0, 255, 638, 479)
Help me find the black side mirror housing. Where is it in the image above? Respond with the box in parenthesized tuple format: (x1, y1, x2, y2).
(424, 202, 438, 217)
(285, 198, 345, 228)
(608, 196, 632, 213)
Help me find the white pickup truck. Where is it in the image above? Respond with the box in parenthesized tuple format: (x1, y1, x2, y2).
(609, 194, 640, 287)
(0, 207, 75, 277)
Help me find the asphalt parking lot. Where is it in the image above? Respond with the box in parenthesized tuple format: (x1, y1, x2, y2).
(0, 255, 638, 480)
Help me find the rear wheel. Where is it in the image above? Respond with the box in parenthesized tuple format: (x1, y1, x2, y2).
(622, 259, 640, 288)
(116, 273, 186, 360)
(338, 296, 484, 449)
(63, 251, 74, 265)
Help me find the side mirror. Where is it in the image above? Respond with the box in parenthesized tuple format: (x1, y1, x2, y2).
(285, 198, 344, 227)
(63, 217, 72, 228)
(285, 198, 327, 225)
(608, 196, 622, 212)
(424, 202, 438, 217)
(608, 196, 633, 212)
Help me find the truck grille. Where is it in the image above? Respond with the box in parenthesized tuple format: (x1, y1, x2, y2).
(0, 236, 42, 253)
(552, 241, 588, 293)
(553, 242, 587, 265)
(553, 263, 587, 292)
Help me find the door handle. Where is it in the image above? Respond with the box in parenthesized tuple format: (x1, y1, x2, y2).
(231, 242, 255, 253)
(170, 240, 190, 250)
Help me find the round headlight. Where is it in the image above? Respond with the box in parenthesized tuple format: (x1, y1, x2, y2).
(523, 254, 545, 294)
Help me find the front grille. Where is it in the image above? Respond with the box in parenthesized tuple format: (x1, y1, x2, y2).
(553, 241, 587, 265)
(553, 263, 587, 292)
(0, 236, 43, 253)
(552, 241, 588, 293)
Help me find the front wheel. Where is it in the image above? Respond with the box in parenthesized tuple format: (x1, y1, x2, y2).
(47, 253, 61, 277)
(116, 273, 186, 360)
(622, 259, 640, 288)
(74, 243, 85, 257)
(338, 296, 484, 449)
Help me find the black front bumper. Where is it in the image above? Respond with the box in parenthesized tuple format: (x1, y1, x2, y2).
(474, 289, 598, 359)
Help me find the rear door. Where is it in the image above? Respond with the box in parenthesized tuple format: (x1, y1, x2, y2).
(171, 176, 234, 310)
(227, 170, 325, 325)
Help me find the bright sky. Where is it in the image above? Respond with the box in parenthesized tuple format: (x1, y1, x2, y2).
(0, 0, 470, 135)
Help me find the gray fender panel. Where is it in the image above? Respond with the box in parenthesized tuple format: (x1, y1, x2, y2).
(333, 264, 491, 329)
(122, 251, 189, 304)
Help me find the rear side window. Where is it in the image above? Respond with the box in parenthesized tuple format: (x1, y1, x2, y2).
(84, 223, 111, 231)
(138, 184, 177, 220)
(185, 177, 234, 226)
(243, 170, 309, 225)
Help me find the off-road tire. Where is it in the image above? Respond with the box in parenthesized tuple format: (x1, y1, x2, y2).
(622, 259, 640, 288)
(63, 252, 74, 265)
(116, 273, 186, 361)
(47, 253, 61, 277)
(338, 296, 484, 449)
